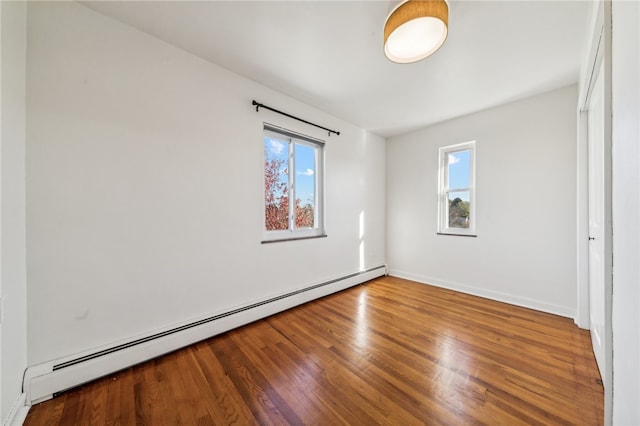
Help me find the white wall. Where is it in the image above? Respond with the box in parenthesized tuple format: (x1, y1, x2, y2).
(387, 85, 578, 317)
(611, 0, 640, 423)
(26, 2, 385, 366)
(1, 0, 28, 423)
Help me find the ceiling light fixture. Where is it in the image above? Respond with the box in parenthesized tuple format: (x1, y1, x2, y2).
(383, 0, 449, 64)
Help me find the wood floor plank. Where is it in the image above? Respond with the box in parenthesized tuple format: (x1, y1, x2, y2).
(24, 276, 604, 425)
(156, 352, 197, 425)
(192, 341, 257, 424)
(104, 369, 136, 426)
(228, 325, 332, 424)
(214, 332, 300, 425)
(264, 322, 388, 425)
(84, 376, 109, 425)
(56, 389, 82, 425)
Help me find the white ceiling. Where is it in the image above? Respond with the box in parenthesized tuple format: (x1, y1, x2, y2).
(82, 1, 589, 138)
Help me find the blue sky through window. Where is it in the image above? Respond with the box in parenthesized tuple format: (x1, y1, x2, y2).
(448, 149, 471, 201)
(295, 144, 315, 206)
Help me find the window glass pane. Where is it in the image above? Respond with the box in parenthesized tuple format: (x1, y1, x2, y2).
(448, 149, 471, 189)
(264, 135, 289, 231)
(262, 126, 324, 241)
(448, 191, 470, 228)
(294, 143, 316, 229)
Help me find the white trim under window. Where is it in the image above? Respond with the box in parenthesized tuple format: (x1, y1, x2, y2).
(262, 124, 325, 243)
(438, 141, 476, 236)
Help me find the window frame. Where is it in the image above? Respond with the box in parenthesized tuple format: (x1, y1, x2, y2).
(262, 124, 326, 243)
(438, 141, 477, 237)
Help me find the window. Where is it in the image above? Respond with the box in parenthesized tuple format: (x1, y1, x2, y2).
(263, 125, 325, 242)
(438, 141, 476, 236)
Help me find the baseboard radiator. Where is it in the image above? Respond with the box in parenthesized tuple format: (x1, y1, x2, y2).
(24, 266, 386, 404)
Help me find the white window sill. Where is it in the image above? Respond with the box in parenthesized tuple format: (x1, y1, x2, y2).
(437, 232, 477, 238)
(262, 234, 328, 244)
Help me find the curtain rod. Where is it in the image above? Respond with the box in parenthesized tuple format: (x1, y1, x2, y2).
(252, 100, 340, 136)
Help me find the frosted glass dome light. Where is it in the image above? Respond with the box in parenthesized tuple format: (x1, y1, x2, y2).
(384, 0, 449, 64)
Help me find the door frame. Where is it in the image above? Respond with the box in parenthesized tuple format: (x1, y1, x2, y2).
(576, 1, 613, 424)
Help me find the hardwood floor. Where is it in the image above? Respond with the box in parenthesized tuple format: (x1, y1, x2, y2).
(24, 276, 603, 425)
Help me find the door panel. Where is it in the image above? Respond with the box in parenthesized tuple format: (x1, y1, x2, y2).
(587, 63, 606, 381)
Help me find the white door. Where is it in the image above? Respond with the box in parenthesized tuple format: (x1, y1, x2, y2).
(587, 63, 606, 381)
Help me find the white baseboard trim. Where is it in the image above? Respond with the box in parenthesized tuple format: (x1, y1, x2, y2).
(24, 266, 386, 405)
(389, 269, 575, 319)
(3, 393, 29, 426)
